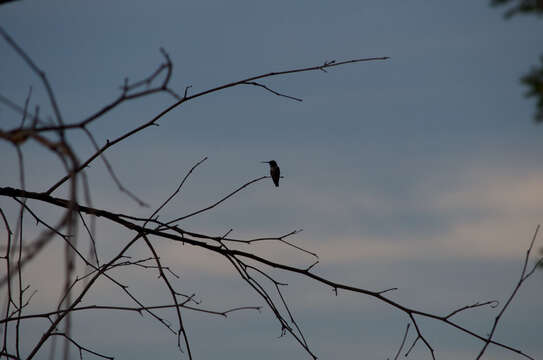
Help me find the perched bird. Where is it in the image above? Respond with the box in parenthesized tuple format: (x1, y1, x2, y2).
(261, 160, 280, 187)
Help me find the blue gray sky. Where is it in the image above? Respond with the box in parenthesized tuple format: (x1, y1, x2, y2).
(1, 1, 543, 359)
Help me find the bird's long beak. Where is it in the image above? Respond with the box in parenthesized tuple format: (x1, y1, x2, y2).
(260, 161, 270, 163)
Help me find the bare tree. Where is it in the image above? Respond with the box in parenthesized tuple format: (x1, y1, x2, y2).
(0, 26, 541, 360)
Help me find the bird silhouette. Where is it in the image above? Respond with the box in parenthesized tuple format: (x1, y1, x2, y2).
(261, 160, 280, 187)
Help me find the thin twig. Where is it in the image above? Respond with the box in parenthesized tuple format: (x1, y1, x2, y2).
(390, 323, 410, 360)
(475, 225, 541, 359)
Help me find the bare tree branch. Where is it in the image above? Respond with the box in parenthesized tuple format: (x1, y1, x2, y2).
(475, 225, 541, 359)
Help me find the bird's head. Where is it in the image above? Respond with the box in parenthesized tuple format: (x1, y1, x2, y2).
(261, 160, 277, 167)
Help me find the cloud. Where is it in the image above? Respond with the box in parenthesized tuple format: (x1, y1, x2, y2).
(312, 166, 543, 264)
(435, 167, 543, 214)
(432, 167, 543, 258)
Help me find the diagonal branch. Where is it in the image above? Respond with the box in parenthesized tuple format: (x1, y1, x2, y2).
(44, 56, 389, 194)
(475, 225, 541, 359)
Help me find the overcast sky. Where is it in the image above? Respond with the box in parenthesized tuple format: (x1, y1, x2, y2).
(1, 1, 543, 359)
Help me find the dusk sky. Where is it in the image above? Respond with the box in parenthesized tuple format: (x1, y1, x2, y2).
(1, 1, 543, 359)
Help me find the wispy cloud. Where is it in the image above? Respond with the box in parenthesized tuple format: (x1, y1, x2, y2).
(313, 166, 543, 263)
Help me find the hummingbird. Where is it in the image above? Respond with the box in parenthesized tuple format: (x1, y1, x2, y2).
(261, 160, 280, 187)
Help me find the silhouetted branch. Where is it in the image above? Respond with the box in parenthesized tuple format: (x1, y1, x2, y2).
(0, 208, 14, 357)
(149, 156, 209, 222)
(0, 303, 261, 325)
(242, 81, 303, 102)
(388, 323, 409, 360)
(475, 225, 541, 359)
(445, 300, 499, 319)
(164, 176, 268, 224)
(0, 26, 64, 127)
(0, 186, 537, 359)
(142, 233, 192, 355)
(49, 332, 114, 360)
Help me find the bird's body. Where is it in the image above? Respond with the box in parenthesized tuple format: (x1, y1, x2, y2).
(262, 160, 280, 187)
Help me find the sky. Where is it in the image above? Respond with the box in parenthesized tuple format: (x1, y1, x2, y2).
(1, 1, 543, 359)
